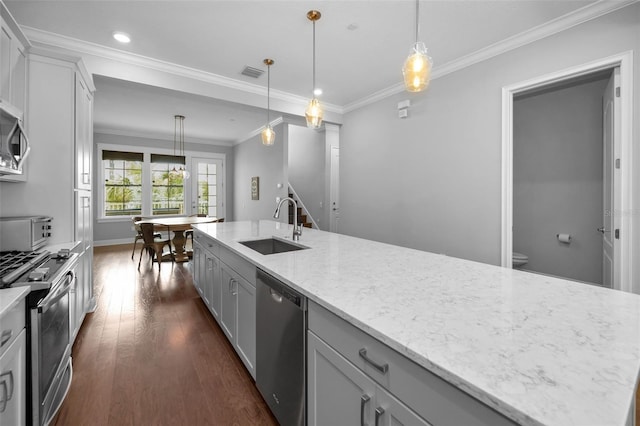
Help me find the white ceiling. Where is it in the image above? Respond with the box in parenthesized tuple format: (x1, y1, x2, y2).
(5, 0, 600, 143)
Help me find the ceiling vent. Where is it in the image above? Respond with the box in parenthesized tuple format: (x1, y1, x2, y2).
(241, 66, 264, 78)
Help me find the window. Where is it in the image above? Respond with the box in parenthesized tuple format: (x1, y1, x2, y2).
(103, 150, 143, 216)
(98, 145, 225, 221)
(151, 154, 185, 216)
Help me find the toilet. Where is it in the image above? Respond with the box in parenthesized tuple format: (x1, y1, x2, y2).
(512, 252, 529, 268)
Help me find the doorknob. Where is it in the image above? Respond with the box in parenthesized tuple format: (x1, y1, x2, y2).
(597, 227, 608, 234)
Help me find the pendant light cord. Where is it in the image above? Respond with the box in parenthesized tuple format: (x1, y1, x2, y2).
(415, 0, 420, 44)
(312, 20, 316, 96)
(267, 64, 271, 123)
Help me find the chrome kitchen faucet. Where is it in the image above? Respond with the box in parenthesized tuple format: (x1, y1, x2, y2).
(273, 197, 302, 241)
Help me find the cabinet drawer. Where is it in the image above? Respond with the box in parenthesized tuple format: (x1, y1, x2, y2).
(194, 231, 219, 257)
(0, 298, 24, 358)
(219, 246, 255, 285)
(308, 301, 515, 426)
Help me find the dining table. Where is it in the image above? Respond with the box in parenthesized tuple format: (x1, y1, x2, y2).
(135, 216, 219, 262)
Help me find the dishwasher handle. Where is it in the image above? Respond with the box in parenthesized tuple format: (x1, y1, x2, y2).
(257, 269, 306, 310)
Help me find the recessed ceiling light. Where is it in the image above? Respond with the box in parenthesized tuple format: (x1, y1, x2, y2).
(313, 88, 323, 96)
(347, 23, 359, 31)
(113, 32, 131, 44)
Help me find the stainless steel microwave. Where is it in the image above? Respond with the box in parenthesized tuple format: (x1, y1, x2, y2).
(0, 104, 30, 176)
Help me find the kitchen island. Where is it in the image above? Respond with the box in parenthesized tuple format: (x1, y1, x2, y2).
(193, 220, 640, 426)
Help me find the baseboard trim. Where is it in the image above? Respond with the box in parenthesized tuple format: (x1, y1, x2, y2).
(94, 238, 133, 247)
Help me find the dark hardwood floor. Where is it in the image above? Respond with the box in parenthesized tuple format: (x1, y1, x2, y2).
(52, 244, 277, 426)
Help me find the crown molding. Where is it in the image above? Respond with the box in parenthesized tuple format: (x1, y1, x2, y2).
(343, 0, 638, 113)
(22, 26, 344, 115)
(94, 126, 235, 147)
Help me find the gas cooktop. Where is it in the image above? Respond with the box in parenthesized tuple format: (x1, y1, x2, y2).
(0, 249, 73, 289)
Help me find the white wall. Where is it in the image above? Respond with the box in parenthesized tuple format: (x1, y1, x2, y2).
(340, 2, 640, 292)
(513, 77, 609, 284)
(93, 132, 233, 244)
(233, 123, 288, 222)
(288, 124, 326, 229)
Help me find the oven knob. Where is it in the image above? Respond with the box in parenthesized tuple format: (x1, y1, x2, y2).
(28, 267, 49, 281)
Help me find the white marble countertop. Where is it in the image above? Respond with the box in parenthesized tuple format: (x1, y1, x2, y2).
(193, 220, 640, 426)
(0, 287, 29, 317)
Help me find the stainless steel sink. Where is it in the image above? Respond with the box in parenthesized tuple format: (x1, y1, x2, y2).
(239, 238, 309, 255)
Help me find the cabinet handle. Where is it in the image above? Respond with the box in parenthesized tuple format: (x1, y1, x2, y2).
(360, 394, 371, 426)
(374, 406, 385, 426)
(0, 330, 11, 348)
(228, 278, 237, 296)
(0, 371, 14, 413)
(231, 279, 238, 296)
(359, 348, 389, 374)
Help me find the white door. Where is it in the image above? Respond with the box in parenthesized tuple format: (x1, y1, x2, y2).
(191, 157, 224, 219)
(601, 68, 620, 289)
(329, 147, 340, 233)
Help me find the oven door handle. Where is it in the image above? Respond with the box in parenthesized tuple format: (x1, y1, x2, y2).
(38, 271, 74, 314)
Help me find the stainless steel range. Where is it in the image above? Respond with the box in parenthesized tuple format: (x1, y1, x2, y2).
(0, 248, 78, 426)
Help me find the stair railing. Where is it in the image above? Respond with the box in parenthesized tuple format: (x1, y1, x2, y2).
(288, 183, 320, 230)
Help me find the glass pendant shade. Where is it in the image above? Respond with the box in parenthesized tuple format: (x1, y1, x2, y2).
(262, 58, 275, 146)
(403, 42, 432, 92)
(306, 10, 323, 129)
(305, 98, 323, 129)
(261, 124, 275, 146)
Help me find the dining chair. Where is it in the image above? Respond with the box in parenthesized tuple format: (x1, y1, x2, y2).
(137, 222, 175, 270)
(131, 216, 162, 259)
(185, 213, 207, 249)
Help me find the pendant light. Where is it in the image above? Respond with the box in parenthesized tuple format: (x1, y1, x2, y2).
(173, 115, 190, 179)
(261, 58, 276, 146)
(305, 10, 323, 129)
(402, 0, 433, 93)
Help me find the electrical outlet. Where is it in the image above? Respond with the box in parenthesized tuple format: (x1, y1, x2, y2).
(276, 197, 281, 203)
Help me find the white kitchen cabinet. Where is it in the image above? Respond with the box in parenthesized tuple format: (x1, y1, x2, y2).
(69, 255, 83, 342)
(192, 239, 205, 299)
(0, 4, 28, 115)
(0, 3, 30, 183)
(0, 50, 96, 324)
(219, 265, 236, 343)
(74, 75, 92, 190)
(218, 249, 256, 378)
(307, 331, 429, 426)
(191, 230, 256, 378)
(0, 298, 26, 426)
(205, 253, 221, 318)
(308, 301, 515, 426)
(234, 274, 255, 375)
(220, 264, 255, 377)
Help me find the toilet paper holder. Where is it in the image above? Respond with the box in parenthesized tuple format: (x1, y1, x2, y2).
(557, 233, 572, 244)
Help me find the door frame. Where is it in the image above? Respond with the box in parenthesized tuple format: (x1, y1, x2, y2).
(190, 154, 226, 219)
(501, 51, 633, 292)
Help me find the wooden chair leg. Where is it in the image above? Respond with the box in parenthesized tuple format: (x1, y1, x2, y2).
(137, 244, 145, 270)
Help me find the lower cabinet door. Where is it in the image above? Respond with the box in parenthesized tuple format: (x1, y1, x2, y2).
(0, 329, 26, 426)
(205, 254, 220, 318)
(235, 276, 255, 378)
(219, 266, 236, 342)
(307, 331, 376, 426)
(375, 385, 431, 426)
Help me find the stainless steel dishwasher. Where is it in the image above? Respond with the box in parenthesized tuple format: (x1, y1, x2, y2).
(256, 269, 307, 426)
